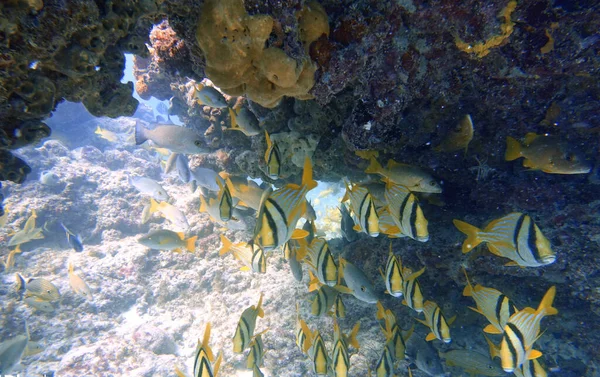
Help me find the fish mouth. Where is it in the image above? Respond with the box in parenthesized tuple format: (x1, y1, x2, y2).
(417, 235, 430, 242)
(541, 255, 557, 264)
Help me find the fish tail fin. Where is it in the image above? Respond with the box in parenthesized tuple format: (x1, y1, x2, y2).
(484, 333, 501, 360)
(218, 234, 232, 255)
(348, 321, 361, 349)
(538, 286, 558, 316)
(505, 136, 522, 161)
(199, 195, 208, 214)
(149, 198, 160, 215)
(201, 322, 215, 361)
(185, 236, 197, 253)
(256, 293, 265, 318)
(365, 157, 382, 174)
(95, 125, 102, 134)
(134, 121, 148, 145)
(301, 156, 318, 191)
(229, 108, 238, 129)
(213, 351, 223, 377)
(453, 219, 483, 253)
(462, 268, 473, 296)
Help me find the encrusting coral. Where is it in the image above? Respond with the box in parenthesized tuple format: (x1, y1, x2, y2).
(195, 0, 328, 108)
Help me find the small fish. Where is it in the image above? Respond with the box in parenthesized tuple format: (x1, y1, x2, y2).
(366, 157, 442, 193)
(246, 331, 267, 369)
(334, 294, 346, 318)
(228, 107, 261, 137)
(311, 283, 351, 316)
(296, 303, 313, 354)
(60, 223, 84, 253)
(493, 286, 557, 373)
(68, 263, 93, 300)
(135, 121, 208, 154)
(141, 202, 152, 224)
(463, 269, 517, 334)
(128, 176, 170, 201)
(149, 199, 189, 230)
(401, 266, 425, 313)
(191, 167, 222, 192)
(434, 114, 474, 153)
(264, 131, 282, 179)
(193, 83, 228, 108)
(331, 320, 350, 377)
(18, 273, 60, 301)
(384, 182, 429, 242)
(95, 125, 120, 142)
(8, 210, 44, 246)
(216, 179, 234, 222)
(342, 180, 379, 237)
(440, 349, 504, 376)
(380, 243, 404, 297)
(505, 133, 591, 174)
(253, 157, 317, 251)
(233, 294, 265, 353)
(138, 229, 197, 253)
(23, 296, 55, 312)
(338, 203, 358, 242)
(193, 323, 223, 377)
(354, 150, 379, 160)
(302, 238, 338, 287)
(2, 245, 22, 272)
(15, 272, 25, 300)
(307, 331, 330, 376)
(287, 243, 304, 281)
(453, 212, 556, 267)
(225, 177, 265, 210)
(0, 322, 29, 374)
(39, 170, 60, 186)
(338, 258, 378, 304)
(176, 154, 191, 183)
(406, 336, 446, 377)
(375, 340, 395, 377)
(415, 301, 454, 343)
(219, 234, 257, 271)
(513, 358, 548, 377)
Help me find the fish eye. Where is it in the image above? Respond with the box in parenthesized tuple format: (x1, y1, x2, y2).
(430, 181, 436, 186)
(361, 286, 366, 292)
(194, 140, 202, 147)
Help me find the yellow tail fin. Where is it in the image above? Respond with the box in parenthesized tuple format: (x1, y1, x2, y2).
(201, 322, 214, 362)
(185, 236, 197, 253)
(537, 286, 558, 316)
(462, 268, 473, 297)
(348, 321, 361, 349)
(219, 234, 232, 256)
(505, 136, 523, 161)
(365, 157, 382, 174)
(301, 157, 318, 190)
(149, 199, 160, 215)
(199, 195, 208, 214)
(453, 219, 483, 253)
(256, 293, 265, 318)
(484, 334, 501, 360)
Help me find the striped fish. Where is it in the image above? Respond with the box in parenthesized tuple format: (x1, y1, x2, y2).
(193, 323, 222, 377)
(401, 266, 425, 313)
(264, 131, 281, 179)
(453, 213, 556, 267)
(246, 331, 267, 369)
(311, 285, 340, 316)
(253, 157, 317, 251)
(296, 303, 313, 354)
(377, 206, 406, 239)
(379, 243, 404, 297)
(334, 294, 346, 318)
(219, 234, 260, 273)
(216, 179, 233, 222)
(308, 331, 330, 376)
(415, 300, 454, 343)
(513, 358, 548, 377)
(251, 245, 267, 274)
(342, 179, 379, 237)
(376, 301, 412, 360)
(18, 274, 60, 301)
(375, 340, 395, 377)
(332, 319, 350, 377)
(303, 238, 338, 287)
(253, 365, 265, 377)
(384, 182, 429, 242)
(490, 286, 557, 372)
(233, 294, 265, 353)
(463, 269, 517, 334)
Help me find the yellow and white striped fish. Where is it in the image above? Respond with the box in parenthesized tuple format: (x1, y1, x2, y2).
(513, 358, 548, 377)
(332, 319, 350, 377)
(216, 179, 234, 222)
(401, 266, 425, 313)
(453, 213, 556, 267)
(342, 179, 379, 237)
(233, 294, 265, 353)
(415, 300, 454, 343)
(264, 131, 281, 179)
(226, 177, 265, 210)
(375, 340, 395, 377)
(308, 331, 330, 376)
(246, 331, 267, 369)
(488, 286, 557, 373)
(311, 284, 340, 316)
(219, 234, 257, 272)
(253, 157, 317, 251)
(379, 243, 404, 297)
(295, 303, 313, 354)
(384, 182, 429, 242)
(302, 238, 338, 287)
(463, 269, 517, 334)
(193, 323, 222, 377)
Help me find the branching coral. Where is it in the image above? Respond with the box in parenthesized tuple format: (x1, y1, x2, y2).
(455, 0, 517, 58)
(195, 0, 328, 108)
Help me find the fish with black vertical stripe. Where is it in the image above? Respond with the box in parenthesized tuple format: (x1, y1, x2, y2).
(233, 294, 265, 353)
(342, 179, 380, 237)
(415, 300, 455, 343)
(384, 182, 429, 242)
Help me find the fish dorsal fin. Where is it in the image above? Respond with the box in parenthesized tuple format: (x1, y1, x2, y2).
(447, 315, 457, 326)
(386, 159, 409, 169)
(406, 267, 426, 280)
(483, 324, 503, 334)
(468, 306, 483, 315)
(414, 317, 429, 327)
(523, 132, 540, 145)
(527, 349, 543, 360)
(425, 332, 437, 341)
(176, 232, 185, 240)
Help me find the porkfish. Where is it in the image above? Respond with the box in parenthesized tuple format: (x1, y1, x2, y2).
(380, 243, 404, 298)
(453, 212, 556, 267)
(415, 300, 455, 343)
(253, 157, 317, 251)
(463, 269, 517, 334)
(193, 323, 223, 377)
(342, 179, 379, 237)
(233, 294, 265, 353)
(384, 182, 429, 242)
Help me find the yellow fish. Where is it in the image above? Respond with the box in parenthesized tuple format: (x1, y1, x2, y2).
(440, 349, 505, 376)
(8, 210, 44, 246)
(375, 340, 395, 377)
(193, 323, 223, 377)
(2, 245, 22, 272)
(331, 318, 357, 377)
(0, 205, 9, 227)
(463, 269, 517, 334)
(342, 179, 379, 237)
(366, 157, 442, 193)
(18, 273, 60, 301)
(505, 133, 591, 174)
(384, 182, 429, 242)
(513, 358, 548, 377)
(311, 283, 352, 316)
(246, 331, 267, 369)
(415, 300, 454, 343)
(233, 294, 265, 353)
(453, 213, 556, 267)
(296, 303, 314, 354)
(219, 234, 265, 273)
(302, 238, 338, 287)
(193, 83, 228, 108)
(264, 131, 282, 179)
(95, 125, 120, 143)
(24, 296, 54, 312)
(225, 177, 265, 210)
(68, 263, 93, 300)
(401, 266, 425, 313)
(228, 107, 261, 137)
(149, 199, 189, 230)
(307, 331, 330, 376)
(380, 243, 404, 298)
(253, 157, 317, 251)
(435, 114, 474, 153)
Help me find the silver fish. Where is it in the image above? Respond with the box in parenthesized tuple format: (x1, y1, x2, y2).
(176, 154, 191, 183)
(128, 176, 170, 201)
(193, 84, 228, 108)
(339, 203, 358, 242)
(0, 323, 29, 375)
(134, 121, 208, 154)
(406, 336, 446, 377)
(191, 167, 222, 192)
(339, 258, 378, 304)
